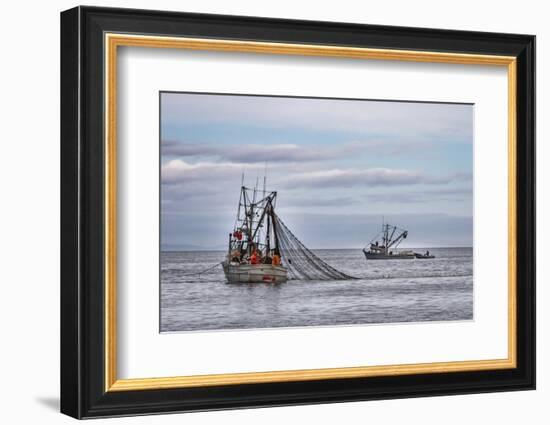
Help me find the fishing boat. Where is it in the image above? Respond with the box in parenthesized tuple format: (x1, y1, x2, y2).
(415, 252, 435, 259)
(363, 222, 416, 260)
(222, 184, 288, 283)
(222, 178, 355, 283)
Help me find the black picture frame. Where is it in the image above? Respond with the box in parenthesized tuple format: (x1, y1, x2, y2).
(61, 5, 535, 419)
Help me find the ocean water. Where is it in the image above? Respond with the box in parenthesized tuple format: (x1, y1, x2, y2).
(160, 248, 473, 332)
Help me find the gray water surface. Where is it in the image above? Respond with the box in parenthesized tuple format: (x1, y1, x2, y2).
(160, 248, 473, 332)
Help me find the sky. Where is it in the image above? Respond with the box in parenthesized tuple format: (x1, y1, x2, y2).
(160, 92, 473, 250)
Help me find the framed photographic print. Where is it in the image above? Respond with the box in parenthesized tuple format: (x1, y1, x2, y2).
(60, 6, 535, 419)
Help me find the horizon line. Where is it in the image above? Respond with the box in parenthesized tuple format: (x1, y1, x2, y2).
(161, 246, 473, 253)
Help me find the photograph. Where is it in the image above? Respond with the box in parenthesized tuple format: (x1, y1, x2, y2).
(160, 92, 474, 332)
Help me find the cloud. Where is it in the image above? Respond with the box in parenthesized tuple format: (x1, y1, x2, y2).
(161, 159, 471, 189)
(453, 172, 473, 182)
(162, 140, 217, 157)
(221, 143, 359, 163)
(367, 187, 472, 204)
(280, 196, 360, 208)
(161, 159, 263, 185)
(162, 139, 369, 163)
(280, 168, 462, 189)
(162, 159, 471, 195)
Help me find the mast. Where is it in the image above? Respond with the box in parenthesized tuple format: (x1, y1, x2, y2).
(263, 161, 267, 198)
(271, 197, 279, 253)
(230, 178, 280, 261)
(384, 223, 389, 254)
(265, 164, 271, 254)
(266, 204, 271, 254)
(242, 186, 251, 255)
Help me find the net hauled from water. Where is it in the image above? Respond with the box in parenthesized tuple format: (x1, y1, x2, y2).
(273, 213, 356, 281)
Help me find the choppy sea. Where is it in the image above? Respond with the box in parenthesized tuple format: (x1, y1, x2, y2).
(160, 248, 473, 332)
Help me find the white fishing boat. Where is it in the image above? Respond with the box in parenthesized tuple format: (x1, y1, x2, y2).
(222, 179, 354, 283)
(223, 184, 288, 284)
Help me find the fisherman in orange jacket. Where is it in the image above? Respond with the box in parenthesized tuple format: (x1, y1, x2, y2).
(250, 250, 259, 265)
(272, 251, 281, 266)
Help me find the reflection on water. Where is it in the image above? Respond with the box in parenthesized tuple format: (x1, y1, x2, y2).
(160, 248, 473, 332)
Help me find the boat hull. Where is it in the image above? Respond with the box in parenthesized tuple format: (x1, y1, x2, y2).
(363, 251, 415, 260)
(222, 262, 288, 283)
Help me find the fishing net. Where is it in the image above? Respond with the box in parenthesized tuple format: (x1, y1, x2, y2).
(273, 213, 356, 281)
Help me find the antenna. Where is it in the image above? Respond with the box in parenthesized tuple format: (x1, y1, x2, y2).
(253, 173, 259, 205)
(263, 161, 267, 198)
(241, 171, 245, 188)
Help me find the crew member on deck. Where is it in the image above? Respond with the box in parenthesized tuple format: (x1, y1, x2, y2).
(230, 250, 240, 263)
(250, 250, 259, 265)
(272, 251, 281, 266)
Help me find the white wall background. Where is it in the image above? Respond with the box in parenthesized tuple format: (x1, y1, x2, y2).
(0, 0, 545, 423)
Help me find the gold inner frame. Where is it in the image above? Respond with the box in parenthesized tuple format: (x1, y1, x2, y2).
(104, 33, 517, 392)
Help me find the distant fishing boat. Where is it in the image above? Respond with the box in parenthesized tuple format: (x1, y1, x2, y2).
(363, 222, 435, 260)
